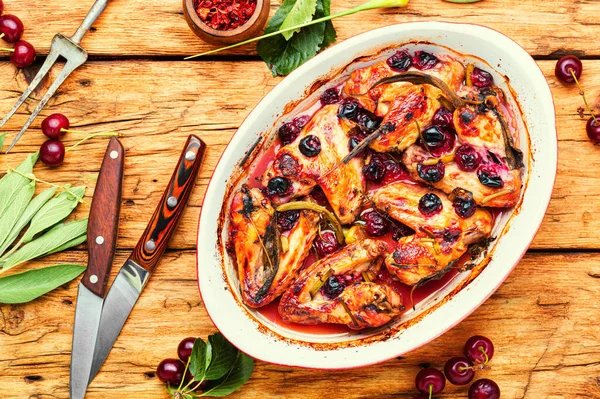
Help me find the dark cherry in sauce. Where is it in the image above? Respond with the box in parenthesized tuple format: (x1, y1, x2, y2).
(299, 135, 321, 157)
(278, 115, 311, 145)
(477, 166, 504, 188)
(277, 210, 300, 231)
(387, 49, 412, 72)
(320, 88, 340, 105)
(417, 162, 445, 183)
(322, 275, 346, 299)
(266, 176, 291, 196)
(453, 198, 477, 219)
(413, 51, 438, 70)
(432, 106, 453, 127)
(313, 230, 341, 258)
(362, 209, 390, 237)
(455, 145, 482, 172)
(471, 67, 494, 88)
(419, 193, 443, 216)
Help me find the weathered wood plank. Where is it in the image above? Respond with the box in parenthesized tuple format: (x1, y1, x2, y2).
(5, 0, 600, 57)
(1, 251, 599, 398)
(0, 60, 599, 249)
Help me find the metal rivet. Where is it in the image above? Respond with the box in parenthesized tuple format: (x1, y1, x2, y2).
(96, 236, 104, 245)
(167, 196, 178, 208)
(90, 275, 98, 284)
(110, 150, 119, 159)
(185, 151, 196, 161)
(145, 240, 156, 252)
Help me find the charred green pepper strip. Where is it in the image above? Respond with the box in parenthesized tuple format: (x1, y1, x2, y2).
(276, 201, 344, 244)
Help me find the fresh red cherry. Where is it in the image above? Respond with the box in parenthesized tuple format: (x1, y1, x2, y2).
(40, 140, 65, 166)
(469, 378, 501, 399)
(156, 358, 186, 386)
(177, 337, 196, 363)
(0, 14, 24, 43)
(586, 115, 600, 143)
(555, 55, 582, 84)
(41, 113, 70, 139)
(465, 335, 495, 365)
(415, 367, 445, 396)
(444, 357, 475, 385)
(10, 40, 36, 68)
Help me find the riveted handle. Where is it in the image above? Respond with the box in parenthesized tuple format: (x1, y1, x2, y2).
(129, 135, 206, 272)
(83, 137, 125, 297)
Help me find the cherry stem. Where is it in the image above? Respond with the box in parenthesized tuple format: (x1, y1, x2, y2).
(176, 357, 192, 392)
(65, 132, 119, 152)
(478, 346, 490, 364)
(60, 128, 90, 135)
(569, 69, 598, 124)
(0, 33, 4, 39)
(429, 384, 433, 399)
(5, 166, 86, 203)
(0, 47, 14, 52)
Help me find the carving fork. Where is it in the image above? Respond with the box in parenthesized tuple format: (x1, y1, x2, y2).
(1, 0, 111, 153)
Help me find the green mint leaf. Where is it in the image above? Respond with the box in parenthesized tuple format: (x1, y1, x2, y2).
(0, 218, 88, 273)
(21, 186, 86, 244)
(0, 264, 86, 304)
(0, 152, 38, 221)
(200, 352, 254, 397)
(189, 337, 212, 381)
(204, 333, 238, 380)
(0, 182, 35, 256)
(280, 0, 318, 40)
(317, 0, 336, 50)
(0, 187, 57, 258)
(0, 133, 5, 151)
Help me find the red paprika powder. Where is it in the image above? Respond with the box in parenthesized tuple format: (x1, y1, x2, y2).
(193, 0, 257, 31)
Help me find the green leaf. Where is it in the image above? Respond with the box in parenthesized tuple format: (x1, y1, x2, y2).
(0, 181, 35, 254)
(20, 186, 86, 244)
(0, 218, 88, 273)
(200, 352, 254, 397)
(204, 333, 239, 380)
(189, 337, 212, 381)
(0, 187, 57, 258)
(0, 133, 5, 151)
(45, 234, 87, 256)
(0, 152, 38, 220)
(280, 0, 318, 40)
(0, 264, 86, 304)
(317, 0, 336, 50)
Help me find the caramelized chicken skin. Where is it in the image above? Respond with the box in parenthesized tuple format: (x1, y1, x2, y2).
(279, 239, 404, 329)
(372, 182, 493, 286)
(262, 105, 365, 224)
(229, 186, 319, 307)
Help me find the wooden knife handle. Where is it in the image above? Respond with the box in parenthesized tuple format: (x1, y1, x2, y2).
(83, 137, 125, 297)
(129, 135, 205, 272)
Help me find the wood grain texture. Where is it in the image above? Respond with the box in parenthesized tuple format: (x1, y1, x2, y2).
(4, 0, 599, 57)
(0, 251, 599, 398)
(83, 137, 124, 297)
(1, 60, 599, 249)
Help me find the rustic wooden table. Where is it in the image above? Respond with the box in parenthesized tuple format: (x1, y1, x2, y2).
(1, 0, 599, 398)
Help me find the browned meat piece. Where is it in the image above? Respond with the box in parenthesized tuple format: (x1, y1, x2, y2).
(229, 186, 319, 307)
(372, 182, 493, 286)
(262, 105, 365, 224)
(402, 102, 522, 207)
(279, 239, 403, 329)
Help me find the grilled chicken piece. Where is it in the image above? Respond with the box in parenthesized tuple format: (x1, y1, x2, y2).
(402, 101, 522, 207)
(229, 186, 319, 307)
(279, 239, 404, 329)
(372, 182, 493, 286)
(343, 53, 465, 111)
(262, 105, 365, 224)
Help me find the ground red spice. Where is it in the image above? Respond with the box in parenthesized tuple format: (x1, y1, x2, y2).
(194, 0, 257, 31)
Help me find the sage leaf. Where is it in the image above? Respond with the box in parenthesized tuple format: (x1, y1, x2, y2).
(0, 264, 85, 304)
(0, 180, 35, 254)
(0, 218, 88, 273)
(21, 186, 86, 244)
(0, 187, 57, 258)
(0, 133, 4, 150)
(190, 338, 212, 381)
(280, 0, 318, 40)
(200, 352, 254, 397)
(46, 234, 87, 256)
(205, 333, 239, 380)
(0, 152, 38, 220)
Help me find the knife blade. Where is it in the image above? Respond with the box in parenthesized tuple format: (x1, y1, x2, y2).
(88, 135, 206, 383)
(70, 137, 125, 399)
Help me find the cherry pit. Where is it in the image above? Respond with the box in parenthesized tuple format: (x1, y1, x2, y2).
(412, 335, 499, 398)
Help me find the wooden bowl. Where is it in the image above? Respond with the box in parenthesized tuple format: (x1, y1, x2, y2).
(183, 0, 270, 45)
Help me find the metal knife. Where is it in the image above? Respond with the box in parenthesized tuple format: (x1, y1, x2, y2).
(88, 135, 206, 384)
(70, 137, 125, 399)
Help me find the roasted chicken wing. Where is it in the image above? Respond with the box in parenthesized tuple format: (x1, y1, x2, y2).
(262, 105, 365, 224)
(229, 186, 319, 307)
(279, 239, 404, 329)
(372, 182, 493, 286)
